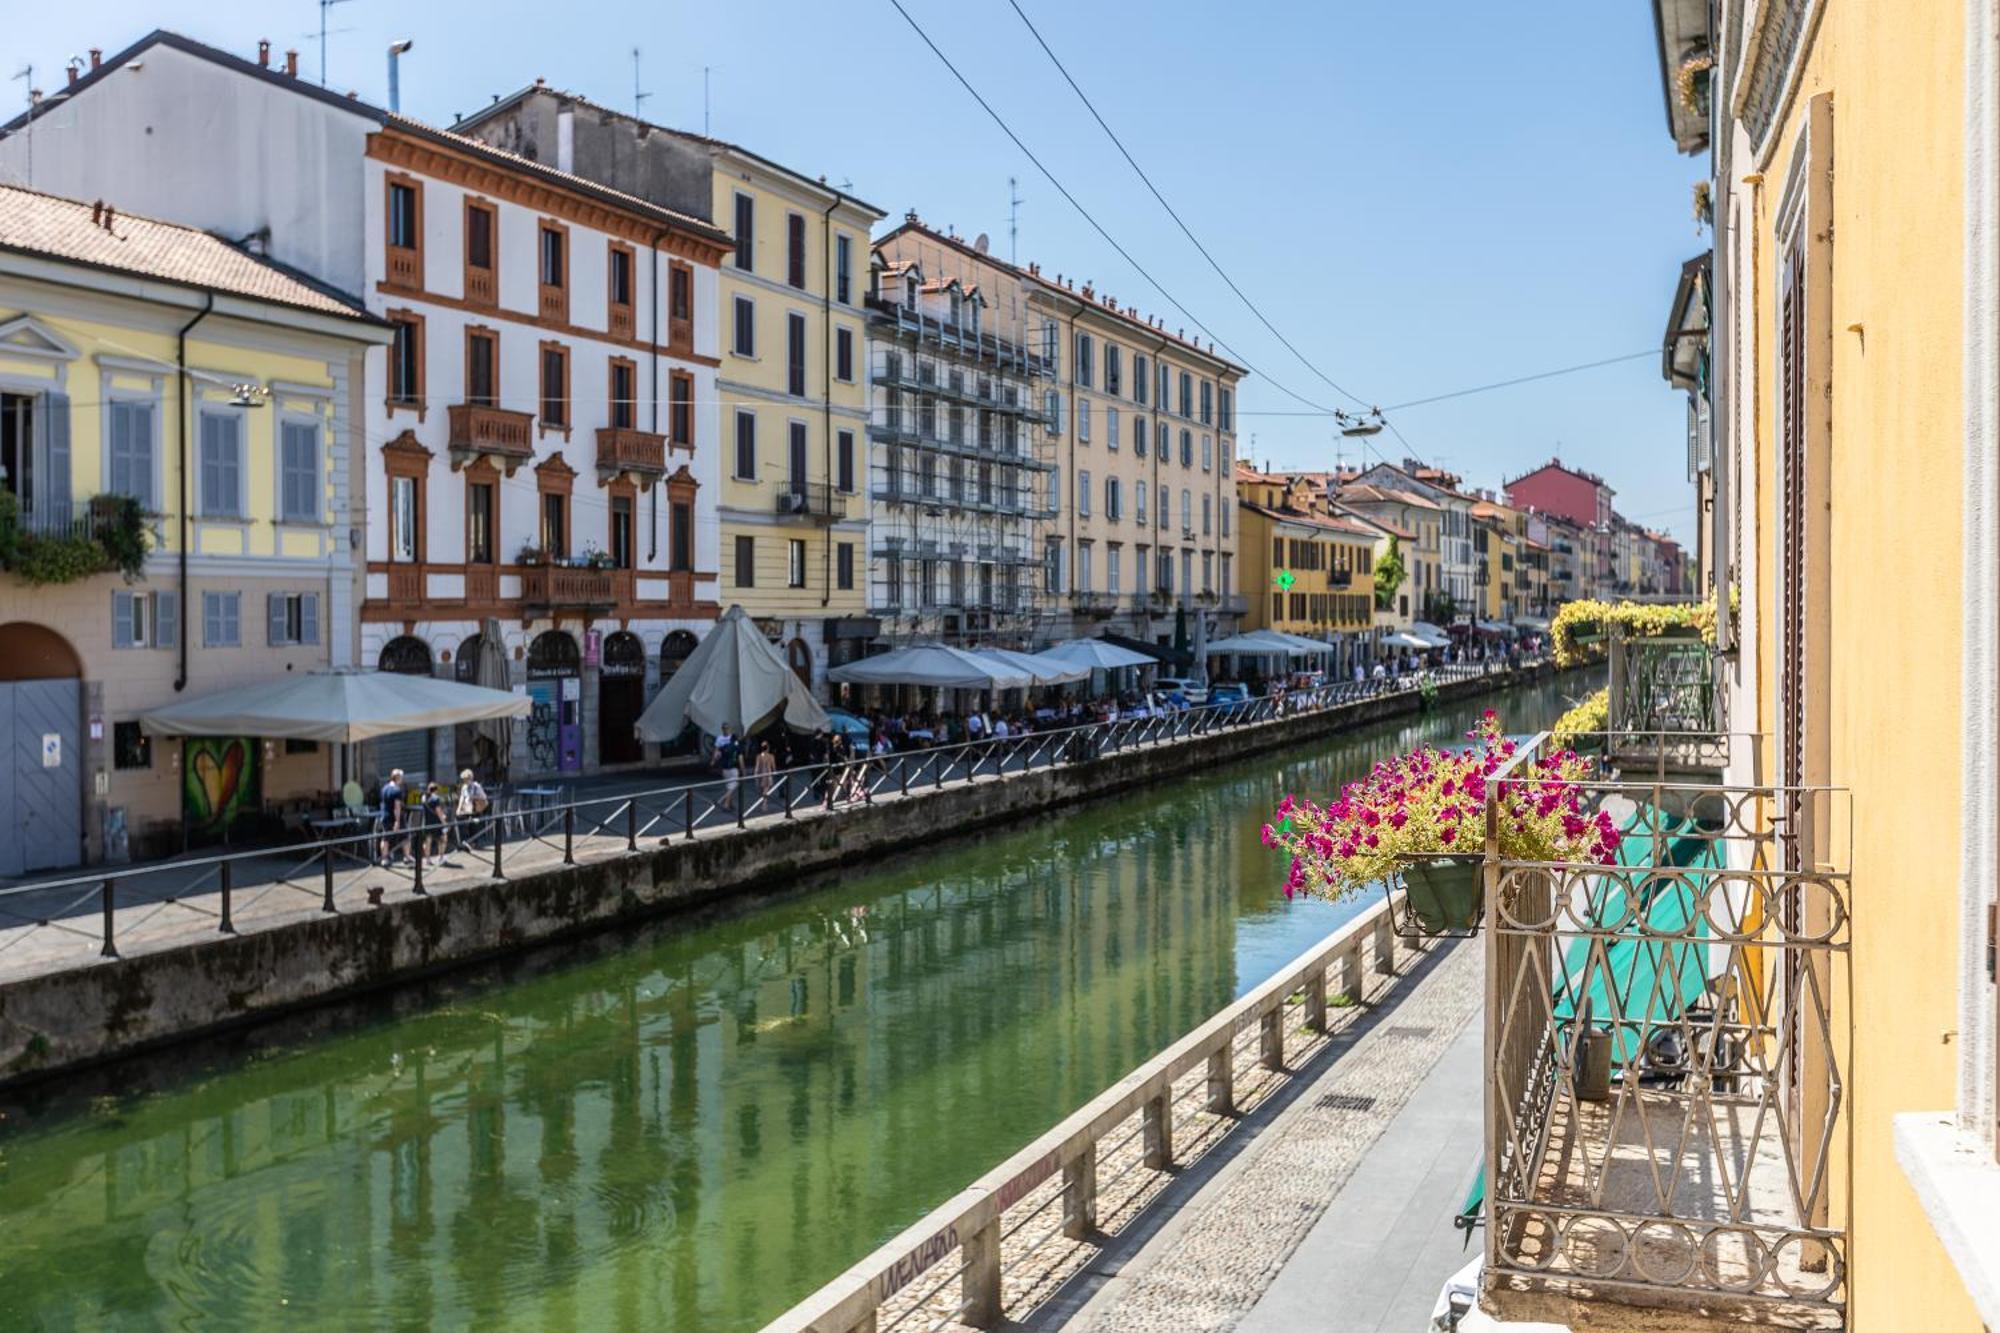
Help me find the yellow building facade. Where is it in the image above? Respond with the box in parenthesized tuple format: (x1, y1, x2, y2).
(0, 185, 387, 868)
(1234, 472, 1377, 666)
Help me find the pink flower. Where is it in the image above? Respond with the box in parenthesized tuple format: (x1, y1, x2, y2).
(1440, 826, 1458, 845)
(1389, 808, 1409, 830)
(1364, 831, 1380, 848)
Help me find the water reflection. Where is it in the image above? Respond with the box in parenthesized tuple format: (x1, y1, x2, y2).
(0, 675, 1590, 1331)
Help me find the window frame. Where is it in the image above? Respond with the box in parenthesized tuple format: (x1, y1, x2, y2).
(384, 172, 424, 290)
(196, 405, 247, 519)
(464, 324, 499, 408)
(537, 340, 571, 437)
(385, 308, 426, 418)
(277, 413, 321, 524)
(537, 218, 570, 324)
(462, 197, 497, 306)
(733, 296, 756, 358)
(734, 409, 757, 481)
(669, 371, 695, 450)
(733, 192, 755, 271)
(788, 536, 807, 588)
(607, 240, 637, 339)
(608, 356, 639, 431)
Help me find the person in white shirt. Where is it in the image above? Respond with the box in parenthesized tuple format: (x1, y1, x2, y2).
(967, 710, 987, 739)
(993, 717, 1011, 739)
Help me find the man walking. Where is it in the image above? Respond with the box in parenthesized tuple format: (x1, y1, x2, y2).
(714, 724, 742, 813)
(378, 768, 406, 865)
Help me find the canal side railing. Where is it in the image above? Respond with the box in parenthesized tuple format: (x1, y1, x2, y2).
(765, 886, 1415, 1333)
(0, 657, 1545, 975)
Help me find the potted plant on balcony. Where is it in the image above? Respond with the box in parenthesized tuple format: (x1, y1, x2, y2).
(515, 542, 547, 566)
(1264, 712, 1616, 932)
(580, 544, 615, 571)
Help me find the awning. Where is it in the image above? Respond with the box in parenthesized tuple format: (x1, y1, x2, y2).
(141, 669, 529, 743)
(1203, 630, 1320, 658)
(1041, 638, 1157, 672)
(1098, 630, 1191, 669)
(1382, 631, 1434, 651)
(828, 642, 1032, 690)
(972, 647, 1091, 684)
(1474, 620, 1519, 639)
(635, 605, 830, 740)
(1513, 616, 1551, 633)
(1409, 622, 1454, 648)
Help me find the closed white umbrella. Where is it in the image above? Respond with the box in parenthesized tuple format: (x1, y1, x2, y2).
(635, 605, 829, 740)
(141, 670, 528, 743)
(973, 647, 1090, 685)
(828, 642, 1033, 690)
(1041, 638, 1157, 671)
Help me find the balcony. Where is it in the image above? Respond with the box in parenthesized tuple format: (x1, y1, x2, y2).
(773, 482, 849, 523)
(386, 243, 421, 291)
(1222, 592, 1250, 615)
(519, 563, 623, 612)
(595, 426, 667, 481)
(448, 403, 536, 473)
(1074, 592, 1118, 618)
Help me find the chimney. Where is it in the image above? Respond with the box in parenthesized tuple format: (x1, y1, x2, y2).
(284, 49, 298, 77)
(258, 40, 270, 68)
(89, 48, 102, 71)
(66, 65, 78, 87)
(556, 102, 575, 173)
(91, 200, 102, 225)
(101, 203, 115, 231)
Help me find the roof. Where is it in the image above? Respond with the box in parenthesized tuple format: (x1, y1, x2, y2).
(0, 182, 377, 322)
(1, 32, 728, 247)
(1338, 481, 1441, 511)
(1651, 0, 1712, 155)
(1663, 252, 1711, 391)
(1238, 500, 1378, 540)
(1503, 458, 1614, 496)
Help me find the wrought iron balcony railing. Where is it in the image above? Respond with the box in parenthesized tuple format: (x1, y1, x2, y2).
(774, 482, 848, 523)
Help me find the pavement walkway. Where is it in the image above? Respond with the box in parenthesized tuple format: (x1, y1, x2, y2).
(1052, 938, 1484, 1333)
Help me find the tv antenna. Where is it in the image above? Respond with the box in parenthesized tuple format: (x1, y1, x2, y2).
(317, 0, 357, 87)
(703, 65, 718, 135)
(1008, 176, 1023, 264)
(632, 47, 650, 118)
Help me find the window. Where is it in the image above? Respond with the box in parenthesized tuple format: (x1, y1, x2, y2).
(113, 720, 151, 770)
(1107, 476, 1122, 521)
(1219, 386, 1233, 432)
(1137, 481, 1148, 525)
(1221, 498, 1231, 537)
(1045, 389, 1061, 436)
(541, 490, 567, 557)
(467, 480, 494, 564)
(787, 213, 807, 288)
(608, 243, 636, 337)
(787, 313, 807, 396)
(836, 327, 855, 382)
(106, 398, 155, 509)
(202, 591, 241, 648)
(788, 421, 809, 490)
(1135, 415, 1148, 458)
(1107, 406, 1119, 451)
(538, 221, 568, 321)
(1108, 545, 1123, 594)
(1157, 420, 1169, 461)
(734, 411, 757, 479)
(837, 541, 855, 590)
(608, 359, 638, 430)
(279, 419, 319, 522)
(1179, 371, 1193, 418)
(788, 538, 807, 587)
(1075, 333, 1094, 388)
(389, 315, 423, 408)
(464, 200, 495, 303)
(733, 296, 756, 357)
(671, 501, 693, 571)
(670, 262, 694, 341)
(1200, 380, 1213, 425)
(1158, 360, 1170, 410)
(466, 328, 498, 406)
(835, 234, 853, 304)
(610, 494, 634, 569)
(1044, 539, 1062, 594)
(266, 591, 321, 646)
(390, 475, 419, 561)
(1181, 488, 1192, 533)
(388, 180, 419, 249)
(837, 429, 856, 492)
(1106, 344, 1122, 397)
(1076, 397, 1090, 443)
(1180, 429, 1193, 467)
(670, 372, 694, 448)
(1158, 484, 1169, 526)
(1078, 542, 1093, 592)
(1202, 434, 1212, 471)
(735, 533, 756, 587)
(111, 589, 174, 650)
(539, 342, 569, 429)
(1135, 353, 1149, 404)
(1078, 469, 1091, 517)
(385, 176, 422, 288)
(733, 193, 755, 270)
(198, 411, 244, 517)
(1202, 493, 1212, 535)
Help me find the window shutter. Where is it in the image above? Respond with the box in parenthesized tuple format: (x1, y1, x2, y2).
(269, 592, 288, 645)
(113, 591, 134, 649)
(43, 390, 72, 515)
(154, 590, 177, 650)
(302, 592, 320, 646)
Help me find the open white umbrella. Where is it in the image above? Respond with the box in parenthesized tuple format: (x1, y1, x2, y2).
(827, 643, 1032, 690)
(972, 647, 1090, 685)
(1203, 630, 1320, 658)
(635, 605, 829, 740)
(1041, 638, 1157, 671)
(141, 670, 528, 743)
(1410, 622, 1454, 648)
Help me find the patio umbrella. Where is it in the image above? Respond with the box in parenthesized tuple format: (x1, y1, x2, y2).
(635, 605, 829, 740)
(973, 647, 1090, 685)
(1410, 621, 1454, 648)
(141, 669, 529, 743)
(1203, 631, 1320, 658)
(1041, 638, 1158, 671)
(827, 642, 1033, 690)
(468, 617, 514, 776)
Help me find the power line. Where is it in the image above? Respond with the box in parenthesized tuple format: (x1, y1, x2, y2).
(883, 0, 1339, 422)
(1383, 349, 1657, 412)
(1005, 0, 1368, 412)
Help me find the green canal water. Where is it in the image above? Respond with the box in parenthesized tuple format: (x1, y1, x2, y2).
(0, 674, 1589, 1332)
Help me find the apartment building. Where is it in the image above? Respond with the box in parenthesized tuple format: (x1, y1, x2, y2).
(1333, 477, 1444, 623)
(1348, 459, 1476, 619)
(1234, 469, 1379, 669)
(1504, 456, 1617, 596)
(456, 86, 885, 689)
(0, 183, 387, 868)
(0, 32, 735, 787)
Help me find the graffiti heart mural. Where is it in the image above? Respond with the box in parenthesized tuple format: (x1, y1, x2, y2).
(183, 736, 260, 842)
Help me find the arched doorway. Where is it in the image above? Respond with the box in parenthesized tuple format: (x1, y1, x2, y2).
(375, 635, 434, 788)
(786, 637, 813, 689)
(525, 630, 582, 773)
(0, 622, 83, 876)
(598, 631, 646, 765)
(452, 632, 508, 781)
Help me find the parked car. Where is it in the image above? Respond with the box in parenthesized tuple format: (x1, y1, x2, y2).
(1208, 681, 1250, 704)
(1155, 676, 1208, 706)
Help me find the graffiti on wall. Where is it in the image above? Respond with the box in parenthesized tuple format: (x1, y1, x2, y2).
(182, 736, 260, 844)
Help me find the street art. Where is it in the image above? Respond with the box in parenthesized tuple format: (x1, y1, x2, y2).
(182, 736, 259, 842)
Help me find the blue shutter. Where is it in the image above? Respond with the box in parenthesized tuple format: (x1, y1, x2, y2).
(43, 390, 71, 517)
(268, 592, 287, 645)
(153, 590, 176, 650)
(301, 592, 320, 646)
(112, 592, 134, 649)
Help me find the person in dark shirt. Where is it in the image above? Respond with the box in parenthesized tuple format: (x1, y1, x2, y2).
(378, 769, 406, 865)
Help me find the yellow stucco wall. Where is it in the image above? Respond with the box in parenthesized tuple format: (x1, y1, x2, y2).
(1745, 3, 1978, 1326)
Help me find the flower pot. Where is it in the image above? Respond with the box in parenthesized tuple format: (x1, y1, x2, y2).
(1400, 854, 1484, 932)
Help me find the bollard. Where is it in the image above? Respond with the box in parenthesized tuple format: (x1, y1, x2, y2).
(1063, 1147, 1098, 1239)
(961, 1216, 1002, 1328)
(1260, 1008, 1284, 1070)
(564, 805, 576, 864)
(322, 845, 337, 913)
(1206, 1047, 1234, 1114)
(1143, 1092, 1174, 1168)
(100, 877, 117, 958)
(627, 799, 638, 852)
(219, 860, 236, 932)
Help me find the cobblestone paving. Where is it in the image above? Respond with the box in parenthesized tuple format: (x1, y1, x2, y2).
(1065, 937, 1482, 1333)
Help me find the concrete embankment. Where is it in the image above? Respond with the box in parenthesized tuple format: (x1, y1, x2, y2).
(0, 665, 1556, 1088)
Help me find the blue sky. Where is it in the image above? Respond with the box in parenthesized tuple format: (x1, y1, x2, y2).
(6, 2, 1707, 539)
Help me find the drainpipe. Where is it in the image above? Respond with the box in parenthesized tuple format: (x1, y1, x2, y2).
(648, 226, 667, 563)
(173, 293, 215, 692)
(821, 194, 838, 613)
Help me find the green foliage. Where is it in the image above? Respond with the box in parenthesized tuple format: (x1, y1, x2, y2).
(1373, 535, 1406, 610)
(0, 491, 151, 586)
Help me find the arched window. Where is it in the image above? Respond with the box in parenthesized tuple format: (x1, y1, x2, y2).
(379, 635, 432, 675)
(525, 629, 579, 678)
(660, 629, 699, 682)
(454, 633, 484, 683)
(602, 630, 646, 678)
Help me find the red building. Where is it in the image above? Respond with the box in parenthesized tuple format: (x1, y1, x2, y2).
(1505, 460, 1617, 596)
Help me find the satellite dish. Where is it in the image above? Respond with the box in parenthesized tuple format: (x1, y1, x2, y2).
(973, 232, 990, 254)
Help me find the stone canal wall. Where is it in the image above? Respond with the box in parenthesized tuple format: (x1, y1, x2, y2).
(0, 664, 1556, 1088)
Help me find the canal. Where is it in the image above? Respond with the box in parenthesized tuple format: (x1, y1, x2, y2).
(0, 672, 1590, 1331)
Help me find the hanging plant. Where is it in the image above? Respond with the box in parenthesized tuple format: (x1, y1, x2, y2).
(1677, 52, 1715, 116)
(1692, 179, 1713, 228)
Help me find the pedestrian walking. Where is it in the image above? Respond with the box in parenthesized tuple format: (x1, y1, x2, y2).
(754, 741, 777, 800)
(453, 768, 489, 851)
(377, 768, 406, 865)
(714, 724, 742, 812)
(420, 782, 459, 868)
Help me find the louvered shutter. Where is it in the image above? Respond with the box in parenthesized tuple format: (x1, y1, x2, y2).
(112, 591, 135, 649)
(301, 593, 320, 646)
(154, 590, 176, 650)
(268, 592, 288, 646)
(43, 390, 71, 516)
